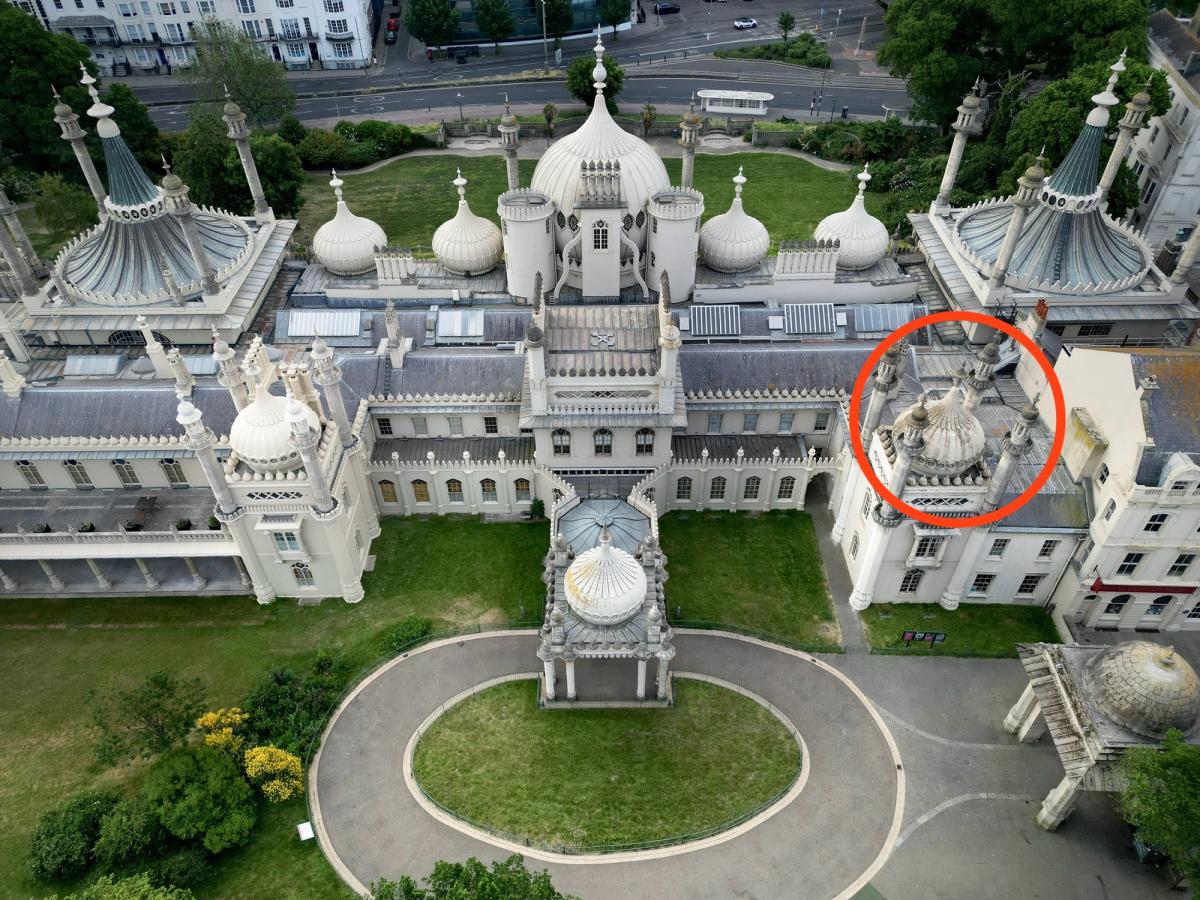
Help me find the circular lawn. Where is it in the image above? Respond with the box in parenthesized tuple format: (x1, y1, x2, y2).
(411, 678, 802, 851)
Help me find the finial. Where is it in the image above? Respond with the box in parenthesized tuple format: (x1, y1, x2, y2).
(592, 30, 607, 95)
(223, 82, 231, 100)
(161, 154, 172, 175)
(329, 169, 344, 201)
(856, 162, 871, 195)
(972, 76, 982, 95)
(732, 165, 747, 199)
(51, 84, 59, 99)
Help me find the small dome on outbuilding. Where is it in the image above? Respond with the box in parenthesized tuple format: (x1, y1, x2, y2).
(432, 169, 503, 276)
(312, 171, 387, 276)
(892, 386, 985, 476)
(563, 527, 648, 626)
(699, 167, 770, 273)
(814, 164, 890, 270)
(229, 380, 318, 473)
(1088, 641, 1200, 740)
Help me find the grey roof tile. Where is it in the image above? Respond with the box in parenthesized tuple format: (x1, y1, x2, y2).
(679, 344, 874, 394)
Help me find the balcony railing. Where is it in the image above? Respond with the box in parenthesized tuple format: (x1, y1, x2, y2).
(325, 31, 355, 41)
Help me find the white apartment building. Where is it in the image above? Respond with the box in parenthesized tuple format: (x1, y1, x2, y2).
(15, 0, 374, 75)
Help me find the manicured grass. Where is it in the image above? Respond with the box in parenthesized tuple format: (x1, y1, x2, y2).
(658, 510, 840, 648)
(859, 603, 1062, 658)
(0, 516, 546, 899)
(412, 679, 800, 848)
(295, 151, 877, 252)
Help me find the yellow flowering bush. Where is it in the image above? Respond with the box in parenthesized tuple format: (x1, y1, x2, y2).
(196, 708, 250, 759)
(244, 746, 304, 803)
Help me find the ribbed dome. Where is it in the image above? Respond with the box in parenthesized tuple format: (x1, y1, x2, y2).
(1087, 641, 1200, 739)
(815, 165, 889, 270)
(530, 37, 669, 247)
(432, 170, 502, 276)
(563, 527, 648, 626)
(230, 381, 318, 473)
(699, 167, 770, 273)
(312, 172, 386, 276)
(892, 386, 985, 476)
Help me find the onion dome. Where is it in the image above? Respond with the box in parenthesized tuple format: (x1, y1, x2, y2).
(312, 170, 387, 276)
(563, 527, 648, 626)
(1087, 641, 1200, 739)
(51, 85, 72, 119)
(699, 167, 770, 272)
(814, 164, 890, 270)
(229, 377, 318, 472)
(892, 386, 985, 476)
(530, 36, 670, 245)
(431, 169, 503, 276)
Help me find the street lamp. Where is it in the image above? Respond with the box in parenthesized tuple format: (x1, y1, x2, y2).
(456, 91, 464, 124)
(540, 0, 548, 69)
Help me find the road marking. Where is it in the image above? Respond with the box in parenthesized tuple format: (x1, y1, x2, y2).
(873, 703, 1053, 752)
(894, 793, 1039, 848)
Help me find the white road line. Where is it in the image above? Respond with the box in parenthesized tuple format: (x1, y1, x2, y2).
(894, 793, 1039, 849)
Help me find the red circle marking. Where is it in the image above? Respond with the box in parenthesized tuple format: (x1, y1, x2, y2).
(846, 310, 1066, 529)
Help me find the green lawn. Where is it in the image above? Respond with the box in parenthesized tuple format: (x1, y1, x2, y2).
(0, 516, 546, 900)
(296, 151, 876, 252)
(859, 603, 1062, 658)
(658, 510, 840, 648)
(412, 679, 800, 849)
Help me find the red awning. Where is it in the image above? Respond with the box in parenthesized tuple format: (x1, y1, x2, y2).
(1091, 578, 1197, 595)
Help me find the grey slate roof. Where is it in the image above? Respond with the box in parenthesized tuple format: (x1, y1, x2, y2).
(679, 344, 874, 394)
(383, 351, 525, 397)
(1149, 9, 1200, 89)
(1116, 349, 1200, 484)
(671, 433, 806, 461)
(559, 498, 650, 555)
(372, 435, 534, 463)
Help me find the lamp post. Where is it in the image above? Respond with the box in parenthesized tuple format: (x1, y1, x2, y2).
(456, 91, 464, 124)
(540, 0, 549, 69)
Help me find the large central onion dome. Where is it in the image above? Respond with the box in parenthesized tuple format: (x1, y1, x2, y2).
(1087, 641, 1200, 739)
(699, 167, 770, 272)
(563, 527, 648, 626)
(892, 386, 985, 476)
(312, 171, 387, 276)
(432, 169, 502, 275)
(814, 164, 890, 270)
(230, 375, 319, 472)
(530, 36, 669, 248)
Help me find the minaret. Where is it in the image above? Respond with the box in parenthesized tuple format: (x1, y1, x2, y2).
(222, 92, 273, 224)
(0, 188, 46, 278)
(310, 336, 352, 448)
(1171, 217, 1200, 286)
(986, 153, 1046, 295)
(848, 399, 929, 611)
(656, 271, 681, 413)
(498, 96, 521, 191)
(0, 202, 38, 297)
(166, 347, 194, 398)
(161, 161, 219, 296)
(288, 397, 334, 512)
(859, 342, 903, 449)
(212, 330, 249, 411)
(962, 335, 1000, 412)
(0, 350, 26, 398)
(1100, 79, 1152, 205)
(932, 80, 983, 212)
(939, 401, 1038, 609)
(52, 84, 108, 220)
(679, 94, 701, 189)
(136, 315, 173, 379)
(525, 282, 548, 416)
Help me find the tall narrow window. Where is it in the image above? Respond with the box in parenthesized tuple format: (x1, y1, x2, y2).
(272, 531, 300, 552)
(778, 412, 794, 432)
(814, 411, 831, 432)
(850, 533, 860, 557)
(1017, 574, 1045, 595)
(988, 538, 1009, 558)
(861, 490, 873, 519)
(64, 459, 93, 489)
(676, 477, 692, 500)
(17, 460, 45, 488)
(777, 476, 795, 500)
(379, 480, 398, 503)
(1038, 539, 1059, 559)
(514, 478, 531, 501)
(448, 416, 464, 436)
(113, 459, 140, 488)
(970, 573, 995, 594)
(1145, 513, 1169, 533)
(411, 480, 430, 503)
(1097, 463, 1109, 484)
(710, 476, 726, 500)
(480, 479, 497, 502)
(742, 413, 758, 432)
(292, 561, 315, 587)
(900, 568, 924, 594)
(635, 428, 654, 455)
(446, 479, 464, 503)
(412, 416, 428, 436)
(377, 417, 393, 436)
(484, 416, 499, 434)
(1102, 499, 1116, 521)
(706, 413, 722, 433)
(744, 476, 761, 500)
(1116, 552, 1144, 576)
(593, 428, 612, 456)
(552, 429, 570, 455)
(592, 220, 608, 250)
(161, 458, 188, 486)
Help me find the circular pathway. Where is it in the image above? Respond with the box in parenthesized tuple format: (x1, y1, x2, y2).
(311, 631, 903, 900)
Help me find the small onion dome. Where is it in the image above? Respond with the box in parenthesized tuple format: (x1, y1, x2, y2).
(892, 386, 985, 476)
(699, 166, 770, 273)
(814, 164, 889, 270)
(432, 169, 502, 276)
(229, 380, 318, 473)
(1087, 641, 1200, 739)
(312, 170, 387, 276)
(563, 527, 648, 626)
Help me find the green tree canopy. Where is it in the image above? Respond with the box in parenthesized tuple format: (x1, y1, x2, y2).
(371, 854, 579, 900)
(565, 54, 624, 110)
(240, 134, 305, 216)
(1119, 728, 1200, 886)
(406, 0, 460, 49)
(543, 0, 574, 49)
(142, 746, 257, 854)
(185, 19, 294, 126)
(90, 669, 205, 766)
(598, 0, 629, 40)
(50, 873, 195, 899)
(778, 11, 796, 42)
(474, 0, 515, 52)
(33, 174, 96, 241)
(171, 113, 239, 211)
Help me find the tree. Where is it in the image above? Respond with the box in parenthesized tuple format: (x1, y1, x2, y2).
(27, 791, 120, 883)
(543, 0, 574, 50)
(474, 0, 514, 53)
(406, 0, 460, 49)
(93, 798, 165, 871)
(185, 19, 294, 127)
(33, 174, 96, 239)
(91, 669, 206, 765)
(50, 873, 196, 900)
(244, 746, 304, 802)
(142, 747, 257, 854)
(173, 112, 246, 211)
(598, 0, 629, 40)
(778, 11, 795, 42)
(371, 854, 578, 900)
(641, 102, 656, 137)
(277, 114, 307, 146)
(1106, 159, 1139, 219)
(565, 54, 624, 109)
(543, 102, 558, 134)
(196, 708, 250, 759)
(243, 653, 350, 754)
(239, 134, 305, 216)
(1119, 729, 1200, 886)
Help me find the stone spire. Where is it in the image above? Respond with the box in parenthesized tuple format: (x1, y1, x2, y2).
(984, 400, 1038, 510)
(0, 350, 26, 398)
(310, 335, 353, 449)
(1172, 214, 1200, 286)
(0, 198, 38, 297)
(136, 315, 173, 379)
(288, 398, 334, 513)
(0, 188, 46, 278)
(657, 270, 681, 413)
(52, 84, 107, 219)
(987, 151, 1046, 294)
(933, 79, 983, 211)
(860, 341, 904, 448)
(212, 329, 248, 411)
(679, 94, 701, 189)
(177, 400, 238, 516)
(161, 162, 219, 295)
(498, 94, 521, 191)
(222, 90, 273, 224)
(963, 335, 1001, 412)
(166, 347, 194, 398)
(1100, 78, 1152, 204)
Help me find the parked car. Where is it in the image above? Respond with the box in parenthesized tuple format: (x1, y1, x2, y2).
(654, 2, 681, 13)
(386, 17, 399, 31)
(384, 28, 398, 43)
(734, 16, 757, 28)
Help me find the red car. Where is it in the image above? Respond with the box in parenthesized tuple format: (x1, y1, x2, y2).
(386, 17, 399, 31)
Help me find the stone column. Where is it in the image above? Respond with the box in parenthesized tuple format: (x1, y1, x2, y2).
(85, 558, 111, 589)
(962, 337, 1000, 413)
(679, 98, 701, 189)
(38, 559, 64, 591)
(543, 656, 557, 700)
(177, 401, 239, 514)
(1171, 219, 1200, 286)
(497, 100, 521, 191)
(212, 333, 249, 411)
(167, 348, 194, 398)
(0, 205, 38, 297)
(136, 316, 173, 379)
(987, 157, 1046, 293)
(933, 84, 982, 212)
(134, 558, 159, 589)
(182, 556, 207, 589)
(830, 468, 859, 545)
(231, 555, 252, 588)
(636, 657, 648, 700)
(0, 351, 26, 398)
(222, 96, 273, 223)
(938, 527, 988, 610)
(860, 343, 902, 449)
(53, 91, 108, 219)
(0, 188, 45, 277)
(564, 654, 577, 701)
(0, 564, 16, 591)
(0, 314, 30, 363)
(162, 172, 218, 295)
(656, 655, 670, 700)
(1100, 84, 1151, 204)
(289, 399, 334, 513)
(1036, 775, 1082, 831)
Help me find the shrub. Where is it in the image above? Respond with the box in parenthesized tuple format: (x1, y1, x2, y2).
(93, 797, 165, 871)
(142, 747, 257, 854)
(174, 519, 191, 531)
(54, 872, 197, 899)
(206, 516, 220, 530)
(28, 790, 120, 883)
(243, 652, 350, 754)
(91, 669, 206, 765)
(529, 498, 545, 519)
(143, 847, 211, 890)
(297, 129, 350, 170)
(196, 707, 250, 760)
(277, 114, 307, 146)
(80, 522, 96, 533)
(383, 615, 433, 655)
(244, 746, 304, 802)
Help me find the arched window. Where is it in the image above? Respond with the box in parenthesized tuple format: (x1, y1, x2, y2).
(552, 429, 571, 456)
(514, 478, 531, 501)
(160, 458, 188, 487)
(900, 568, 924, 594)
(480, 478, 497, 502)
(744, 476, 761, 500)
(378, 480, 398, 503)
(16, 459, 45, 488)
(107, 328, 171, 347)
(64, 459, 93, 489)
(710, 476, 726, 500)
(113, 459, 140, 488)
(778, 476, 796, 500)
(676, 477, 692, 500)
(1147, 595, 1172, 616)
(593, 428, 612, 456)
(292, 561, 315, 587)
(411, 479, 430, 503)
(635, 428, 654, 456)
(1104, 594, 1132, 616)
(593, 220, 609, 250)
(446, 479, 464, 503)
